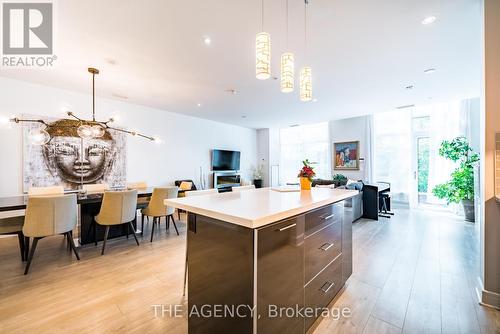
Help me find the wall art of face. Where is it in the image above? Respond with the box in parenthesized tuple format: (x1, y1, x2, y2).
(42, 120, 116, 184)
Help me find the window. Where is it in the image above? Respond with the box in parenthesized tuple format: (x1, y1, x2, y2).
(279, 122, 330, 185)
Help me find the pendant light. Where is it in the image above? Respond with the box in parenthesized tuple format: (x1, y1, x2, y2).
(300, 0, 312, 101)
(281, 0, 294, 93)
(256, 0, 271, 80)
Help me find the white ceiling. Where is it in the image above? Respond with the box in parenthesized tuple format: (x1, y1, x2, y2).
(0, 0, 482, 129)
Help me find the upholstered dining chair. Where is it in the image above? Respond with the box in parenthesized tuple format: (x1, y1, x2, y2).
(27, 186, 64, 196)
(174, 180, 197, 220)
(184, 189, 218, 197)
(22, 194, 80, 275)
(0, 216, 26, 262)
(94, 190, 139, 255)
(231, 185, 256, 192)
(83, 183, 109, 193)
(141, 187, 179, 241)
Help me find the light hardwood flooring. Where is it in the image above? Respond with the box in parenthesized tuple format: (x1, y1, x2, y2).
(0, 208, 498, 333)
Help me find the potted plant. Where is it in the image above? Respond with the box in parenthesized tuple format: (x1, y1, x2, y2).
(298, 159, 316, 190)
(332, 173, 348, 187)
(432, 137, 479, 222)
(253, 164, 264, 188)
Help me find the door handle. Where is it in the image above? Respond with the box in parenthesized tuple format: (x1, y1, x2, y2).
(278, 223, 296, 232)
(320, 281, 335, 293)
(320, 213, 335, 220)
(319, 242, 334, 251)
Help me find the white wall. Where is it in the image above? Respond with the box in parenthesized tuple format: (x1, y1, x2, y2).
(329, 116, 371, 181)
(0, 77, 258, 197)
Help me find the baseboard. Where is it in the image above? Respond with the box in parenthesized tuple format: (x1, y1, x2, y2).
(475, 276, 500, 310)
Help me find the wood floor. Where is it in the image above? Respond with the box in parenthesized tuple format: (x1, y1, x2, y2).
(0, 208, 498, 334)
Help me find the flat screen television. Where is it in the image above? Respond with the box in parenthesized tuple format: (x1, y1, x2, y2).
(212, 149, 241, 171)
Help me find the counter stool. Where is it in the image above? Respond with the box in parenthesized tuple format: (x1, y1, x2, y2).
(379, 192, 394, 218)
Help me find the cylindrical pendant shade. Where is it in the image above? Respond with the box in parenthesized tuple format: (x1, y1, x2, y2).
(300, 66, 312, 101)
(256, 32, 271, 80)
(281, 52, 294, 93)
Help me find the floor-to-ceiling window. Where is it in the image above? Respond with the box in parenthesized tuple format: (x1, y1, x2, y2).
(373, 98, 480, 210)
(279, 122, 330, 185)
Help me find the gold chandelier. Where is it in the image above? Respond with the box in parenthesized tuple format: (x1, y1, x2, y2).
(10, 68, 159, 145)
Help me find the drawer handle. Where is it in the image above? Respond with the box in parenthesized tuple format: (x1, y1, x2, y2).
(278, 223, 296, 232)
(319, 242, 334, 251)
(320, 213, 335, 220)
(320, 281, 335, 293)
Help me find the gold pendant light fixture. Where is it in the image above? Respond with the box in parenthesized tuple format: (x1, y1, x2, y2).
(280, 0, 294, 93)
(300, 0, 312, 101)
(10, 68, 159, 145)
(256, 0, 271, 80)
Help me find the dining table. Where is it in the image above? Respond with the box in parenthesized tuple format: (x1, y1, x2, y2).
(0, 188, 153, 245)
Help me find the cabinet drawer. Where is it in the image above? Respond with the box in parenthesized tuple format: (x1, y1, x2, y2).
(305, 203, 342, 237)
(304, 255, 342, 330)
(305, 221, 342, 283)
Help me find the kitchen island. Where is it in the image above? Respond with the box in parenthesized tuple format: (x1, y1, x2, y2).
(165, 187, 358, 334)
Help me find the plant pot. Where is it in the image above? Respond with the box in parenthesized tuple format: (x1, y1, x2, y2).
(253, 179, 263, 189)
(300, 177, 312, 190)
(462, 199, 475, 222)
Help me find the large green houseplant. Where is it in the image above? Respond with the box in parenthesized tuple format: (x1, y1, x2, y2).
(432, 137, 479, 222)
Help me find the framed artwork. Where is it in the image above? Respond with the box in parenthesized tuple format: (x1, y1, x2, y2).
(334, 141, 360, 170)
(22, 115, 127, 191)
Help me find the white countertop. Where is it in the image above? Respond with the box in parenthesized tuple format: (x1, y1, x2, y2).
(164, 187, 358, 229)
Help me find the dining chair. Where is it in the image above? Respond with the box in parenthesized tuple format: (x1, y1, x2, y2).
(174, 180, 197, 220)
(0, 215, 26, 261)
(184, 189, 218, 197)
(127, 181, 150, 225)
(83, 183, 109, 193)
(231, 185, 256, 192)
(27, 186, 64, 196)
(141, 187, 179, 241)
(94, 190, 139, 255)
(22, 194, 80, 275)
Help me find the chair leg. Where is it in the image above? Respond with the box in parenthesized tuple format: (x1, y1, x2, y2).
(24, 237, 40, 275)
(150, 217, 156, 242)
(129, 222, 140, 246)
(24, 236, 30, 260)
(17, 232, 25, 262)
(66, 232, 81, 260)
(101, 226, 110, 255)
(141, 214, 145, 235)
(170, 215, 179, 236)
(178, 210, 181, 221)
(126, 222, 130, 239)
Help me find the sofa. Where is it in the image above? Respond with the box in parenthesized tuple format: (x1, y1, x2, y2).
(312, 179, 363, 222)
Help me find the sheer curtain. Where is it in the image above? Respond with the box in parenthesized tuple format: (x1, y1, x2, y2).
(373, 98, 478, 207)
(279, 122, 330, 185)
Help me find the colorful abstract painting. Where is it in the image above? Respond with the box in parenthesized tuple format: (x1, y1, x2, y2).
(334, 141, 359, 170)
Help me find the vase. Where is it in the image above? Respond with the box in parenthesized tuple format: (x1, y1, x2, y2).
(254, 179, 263, 188)
(300, 177, 312, 190)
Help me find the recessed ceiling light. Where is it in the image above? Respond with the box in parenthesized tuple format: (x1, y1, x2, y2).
(203, 36, 211, 46)
(241, 115, 247, 119)
(225, 89, 238, 95)
(422, 16, 437, 25)
(424, 68, 436, 74)
(197, 103, 202, 107)
(405, 85, 415, 90)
